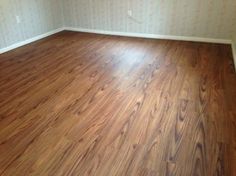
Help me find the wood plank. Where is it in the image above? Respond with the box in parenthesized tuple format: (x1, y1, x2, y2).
(0, 31, 235, 176)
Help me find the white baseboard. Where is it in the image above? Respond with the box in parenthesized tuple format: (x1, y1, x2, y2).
(65, 27, 232, 44)
(66, 27, 236, 71)
(0, 26, 232, 54)
(1, 26, 235, 70)
(0, 28, 65, 54)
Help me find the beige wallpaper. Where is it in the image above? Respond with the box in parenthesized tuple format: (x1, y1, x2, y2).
(62, 0, 236, 40)
(233, 31, 236, 65)
(1, 0, 236, 50)
(0, 0, 63, 49)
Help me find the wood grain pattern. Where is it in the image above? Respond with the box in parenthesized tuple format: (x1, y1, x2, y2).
(0, 31, 236, 176)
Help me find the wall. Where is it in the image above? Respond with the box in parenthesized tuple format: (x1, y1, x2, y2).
(62, 0, 236, 40)
(0, 0, 63, 49)
(232, 33, 236, 67)
(232, 18, 236, 67)
(1, 0, 236, 57)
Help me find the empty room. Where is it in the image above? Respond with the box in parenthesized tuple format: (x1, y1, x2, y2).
(0, 0, 236, 175)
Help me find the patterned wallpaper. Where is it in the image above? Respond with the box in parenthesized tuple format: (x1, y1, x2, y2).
(0, 0, 63, 49)
(62, 0, 236, 40)
(233, 31, 236, 64)
(1, 0, 236, 50)
(232, 21, 236, 64)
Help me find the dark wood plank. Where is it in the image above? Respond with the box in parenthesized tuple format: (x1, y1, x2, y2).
(0, 31, 235, 176)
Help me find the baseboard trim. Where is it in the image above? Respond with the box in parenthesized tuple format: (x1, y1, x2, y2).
(66, 27, 236, 72)
(1, 26, 235, 70)
(65, 27, 232, 44)
(0, 28, 65, 54)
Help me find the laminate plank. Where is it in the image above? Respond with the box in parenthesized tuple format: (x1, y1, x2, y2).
(0, 31, 235, 176)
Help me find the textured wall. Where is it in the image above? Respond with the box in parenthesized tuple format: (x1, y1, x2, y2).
(1, 0, 236, 50)
(62, 0, 236, 40)
(232, 29, 236, 65)
(0, 0, 63, 49)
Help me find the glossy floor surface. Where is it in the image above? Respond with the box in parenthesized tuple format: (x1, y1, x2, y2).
(0, 31, 236, 176)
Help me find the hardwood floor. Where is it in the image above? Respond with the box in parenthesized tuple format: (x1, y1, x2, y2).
(0, 31, 236, 176)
